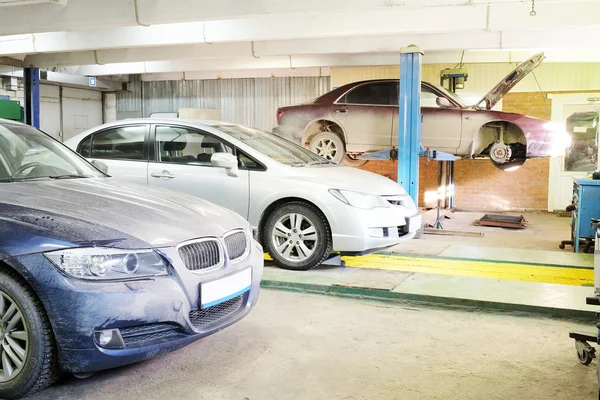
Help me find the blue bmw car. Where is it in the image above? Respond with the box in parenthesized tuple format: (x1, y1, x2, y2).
(0, 119, 263, 399)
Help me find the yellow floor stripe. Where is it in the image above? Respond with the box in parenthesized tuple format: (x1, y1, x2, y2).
(264, 253, 593, 286)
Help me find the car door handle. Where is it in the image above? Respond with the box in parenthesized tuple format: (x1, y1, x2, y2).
(335, 108, 347, 114)
(465, 116, 472, 120)
(150, 171, 175, 179)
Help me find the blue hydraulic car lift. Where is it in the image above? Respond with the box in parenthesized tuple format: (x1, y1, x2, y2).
(23, 67, 40, 128)
(357, 45, 455, 204)
(397, 45, 423, 203)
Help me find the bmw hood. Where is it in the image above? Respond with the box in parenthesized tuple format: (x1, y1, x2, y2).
(475, 52, 545, 110)
(0, 177, 248, 253)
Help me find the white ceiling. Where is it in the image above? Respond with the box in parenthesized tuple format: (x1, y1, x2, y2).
(1, 0, 600, 76)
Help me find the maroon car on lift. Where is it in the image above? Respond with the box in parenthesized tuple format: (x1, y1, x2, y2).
(273, 53, 569, 170)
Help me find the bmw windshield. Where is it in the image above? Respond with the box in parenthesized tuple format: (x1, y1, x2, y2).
(0, 121, 105, 182)
(212, 123, 332, 166)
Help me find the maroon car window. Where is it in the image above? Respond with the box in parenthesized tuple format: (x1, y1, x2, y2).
(421, 87, 442, 108)
(340, 82, 396, 106)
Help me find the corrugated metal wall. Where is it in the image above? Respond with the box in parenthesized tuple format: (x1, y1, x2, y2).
(331, 62, 600, 93)
(116, 74, 143, 119)
(116, 76, 331, 131)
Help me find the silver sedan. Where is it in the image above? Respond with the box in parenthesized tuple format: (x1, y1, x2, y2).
(65, 119, 422, 270)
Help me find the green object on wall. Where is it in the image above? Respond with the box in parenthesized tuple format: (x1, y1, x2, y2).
(0, 99, 24, 122)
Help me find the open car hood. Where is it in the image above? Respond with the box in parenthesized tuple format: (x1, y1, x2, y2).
(475, 52, 545, 110)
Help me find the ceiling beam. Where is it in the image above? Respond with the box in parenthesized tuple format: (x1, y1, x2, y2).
(141, 67, 331, 81)
(21, 24, 600, 69)
(0, 0, 578, 36)
(2, 6, 487, 57)
(22, 32, 505, 67)
(0, 0, 65, 5)
(0, 67, 125, 91)
(0, 56, 21, 67)
(1, 2, 598, 60)
(61, 50, 600, 77)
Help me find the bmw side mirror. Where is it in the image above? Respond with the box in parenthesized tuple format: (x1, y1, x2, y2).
(211, 153, 239, 177)
(91, 159, 108, 174)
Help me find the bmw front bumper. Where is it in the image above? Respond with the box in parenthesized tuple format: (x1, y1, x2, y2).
(9, 240, 264, 373)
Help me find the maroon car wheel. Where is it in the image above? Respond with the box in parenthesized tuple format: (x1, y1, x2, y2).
(341, 154, 368, 167)
(308, 132, 345, 164)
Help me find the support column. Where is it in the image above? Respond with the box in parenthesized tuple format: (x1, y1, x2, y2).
(23, 68, 40, 128)
(397, 46, 424, 204)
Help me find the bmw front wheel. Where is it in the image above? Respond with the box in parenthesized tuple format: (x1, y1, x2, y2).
(0, 270, 58, 399)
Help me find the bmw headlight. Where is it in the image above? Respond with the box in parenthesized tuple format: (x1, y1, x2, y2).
(329, 189, 390, 210)
(44, 248, 168, 280)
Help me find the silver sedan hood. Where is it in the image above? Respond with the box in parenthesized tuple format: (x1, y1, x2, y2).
(1, 177, 247, 248)
(291, 164, 408, 196)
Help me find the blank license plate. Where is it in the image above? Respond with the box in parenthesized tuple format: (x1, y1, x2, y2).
(409, 213, 422, 233)
(201, 268, 252, 308)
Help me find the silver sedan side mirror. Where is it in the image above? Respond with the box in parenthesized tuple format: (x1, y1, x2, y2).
(91, 159, 108, 174)
(211, 153, 239, 177)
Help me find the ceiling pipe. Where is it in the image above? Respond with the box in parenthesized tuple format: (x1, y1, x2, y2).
(133, 0, 150, 27)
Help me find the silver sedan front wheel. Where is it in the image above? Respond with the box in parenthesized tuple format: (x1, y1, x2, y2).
(271, 213, 319, 262)
(264, 202, 332, 271)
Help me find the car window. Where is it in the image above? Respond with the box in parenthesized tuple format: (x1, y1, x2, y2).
(340, 82, 396, 106)
(421, 86, 443, 108)
(89, 126, 146, 160)
(155, 125, 234, 166)
(78, 136, 92, 157)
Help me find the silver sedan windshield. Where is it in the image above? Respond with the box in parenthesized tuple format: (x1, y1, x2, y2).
(213, 124, 331, 166)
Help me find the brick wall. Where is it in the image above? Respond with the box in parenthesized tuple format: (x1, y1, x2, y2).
(359, 91, 558, 211)
(453, 158, 549, 211)
(502, 92, 551, 120)
(359, 159, 441, 208)
(361, 157, 550, 211)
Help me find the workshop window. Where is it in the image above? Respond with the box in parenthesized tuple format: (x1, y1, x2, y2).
(90, 126, 146, 160)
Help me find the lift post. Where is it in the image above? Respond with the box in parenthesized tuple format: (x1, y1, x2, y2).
(397, 46, 424, 203)
(23, 67, 40, 128)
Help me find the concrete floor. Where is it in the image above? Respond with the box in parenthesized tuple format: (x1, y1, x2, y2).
(393, 210, 574, 255)
(31, 290, 597, 400)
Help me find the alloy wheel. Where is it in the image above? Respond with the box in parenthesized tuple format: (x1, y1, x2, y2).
(0, 291, 28, 383)
(271, 213, 319, 262)
(313, 138, 339, 161)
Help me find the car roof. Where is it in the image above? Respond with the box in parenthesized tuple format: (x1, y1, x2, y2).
(65, 118, 248, 145)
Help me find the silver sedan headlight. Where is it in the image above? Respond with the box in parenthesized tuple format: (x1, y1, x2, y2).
(329, 189, 390, 210)
(45, 247, 168, 280)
